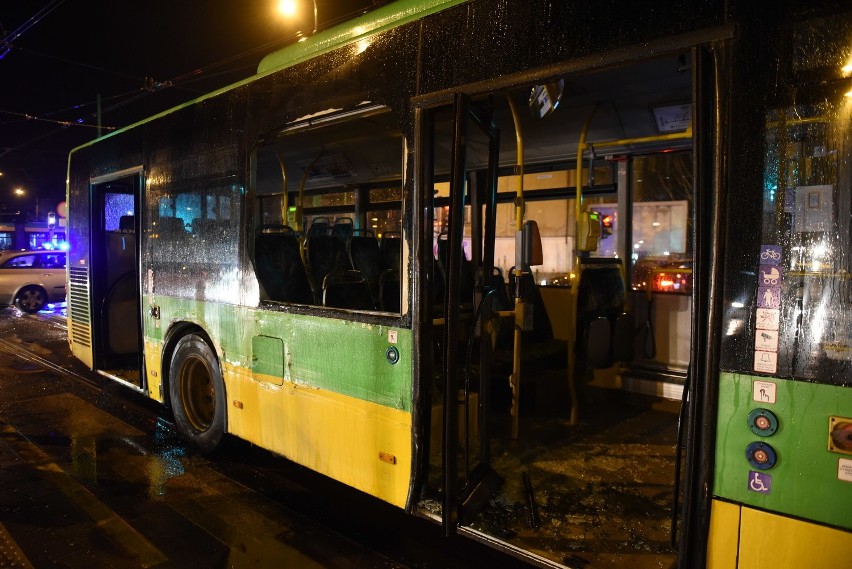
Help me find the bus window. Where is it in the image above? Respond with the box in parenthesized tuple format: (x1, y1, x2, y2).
(150, 183, 242, 304)
(252, 105, 403, 313)
(630, 151, 693, 292)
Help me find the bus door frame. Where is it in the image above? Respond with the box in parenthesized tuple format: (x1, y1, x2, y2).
(89, 168, 145, 390)
(674, 44, 724, 566)
(440, 92, 502, 537)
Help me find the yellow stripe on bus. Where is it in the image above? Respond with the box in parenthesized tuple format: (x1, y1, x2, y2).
(224, 362, 412, 508)
(708, 498, 852, 569)
(144, 341, 412, 507)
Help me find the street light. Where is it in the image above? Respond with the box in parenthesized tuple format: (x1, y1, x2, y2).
(277, 0, 317, 37)
(14, 187, 24, 197)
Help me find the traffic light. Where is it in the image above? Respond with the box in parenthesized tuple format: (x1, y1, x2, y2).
(47, 211, 56, 229)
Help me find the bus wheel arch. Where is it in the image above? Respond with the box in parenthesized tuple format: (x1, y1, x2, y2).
(165, 325, 227, 453)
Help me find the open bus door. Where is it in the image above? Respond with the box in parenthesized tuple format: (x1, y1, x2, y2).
(428, 93, 502, 537)
(89, 173, 144, 389)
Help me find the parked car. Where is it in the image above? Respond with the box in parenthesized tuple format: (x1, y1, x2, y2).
(0, 249, 66, 313)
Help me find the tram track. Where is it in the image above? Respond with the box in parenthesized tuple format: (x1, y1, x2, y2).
(0, 330, 101, 394)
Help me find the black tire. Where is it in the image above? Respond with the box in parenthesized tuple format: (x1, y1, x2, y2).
(169, 334, 226, 453)
(15, 286, 46, 313)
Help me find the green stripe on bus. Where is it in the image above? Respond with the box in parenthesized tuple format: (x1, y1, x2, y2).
(256, 0, 468, 75)
(147, 297, 412, 412)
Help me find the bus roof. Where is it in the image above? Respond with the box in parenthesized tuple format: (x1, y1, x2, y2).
(257, 0, 467, 75)
(69, 0, 465, 157)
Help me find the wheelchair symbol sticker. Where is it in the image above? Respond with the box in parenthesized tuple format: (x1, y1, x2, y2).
(748, 471, 772, 494)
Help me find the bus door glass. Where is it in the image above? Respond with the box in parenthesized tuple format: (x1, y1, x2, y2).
(423, 94, 501, 535)
(91, 175, 143, 386)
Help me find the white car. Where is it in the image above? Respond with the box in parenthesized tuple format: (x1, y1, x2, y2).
(0, 250, 67, 313)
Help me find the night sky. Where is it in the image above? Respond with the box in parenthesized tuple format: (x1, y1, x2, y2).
(0, 0, 380, 219)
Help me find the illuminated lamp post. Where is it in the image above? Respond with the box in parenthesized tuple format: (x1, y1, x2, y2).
(277, 0, 318, 38)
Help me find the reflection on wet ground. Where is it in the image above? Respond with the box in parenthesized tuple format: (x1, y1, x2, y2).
(0, 310, 470, 569)
(0, 309, 532, 569)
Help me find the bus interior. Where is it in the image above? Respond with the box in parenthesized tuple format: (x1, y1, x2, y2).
(251, 51, 693, 566)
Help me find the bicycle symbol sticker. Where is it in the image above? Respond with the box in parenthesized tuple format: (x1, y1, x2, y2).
(760, 245, 782, 266)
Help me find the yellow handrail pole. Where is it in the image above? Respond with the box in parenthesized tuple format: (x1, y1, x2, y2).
(589, 128, 692, 151)
(297, 149, 324, 235)
(276, 151, 289, 224)
(506, 94, 524, 440)
(567, 103, 599, 425)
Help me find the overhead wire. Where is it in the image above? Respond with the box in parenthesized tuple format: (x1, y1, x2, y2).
(0, 2, 381, 160)
(0, 0, 66, 59)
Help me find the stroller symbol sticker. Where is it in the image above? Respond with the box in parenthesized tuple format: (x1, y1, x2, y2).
(759, 265, 782, 287)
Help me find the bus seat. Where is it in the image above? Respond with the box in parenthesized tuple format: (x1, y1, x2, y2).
(307, 233, 352, 292)
(332, 217, 354, 242)
(379, 268, 401, 312)
(322, 270, 375, 310)
(380, 232, 402, 274)
(104, 272, 138, 355)
(348, 230, 382, 304)
(157, 216, 186, 234)
(119, 215, 135, 233)
(307, 217, 331, 239)
(254, 227, 314, 304)
(436, 234, 475, 304)
(191, 218, 229, 237)
(575, 259, 634, 369)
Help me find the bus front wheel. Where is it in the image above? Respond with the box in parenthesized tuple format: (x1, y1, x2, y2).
(169, 334, 226, 453)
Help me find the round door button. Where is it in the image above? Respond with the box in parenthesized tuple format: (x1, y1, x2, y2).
(746, 441, 777, 470)
(747, 408, 779, 436)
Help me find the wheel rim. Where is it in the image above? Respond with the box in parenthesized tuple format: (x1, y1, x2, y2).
(178, 354, 216, 432)
(19, 289, 43, 311)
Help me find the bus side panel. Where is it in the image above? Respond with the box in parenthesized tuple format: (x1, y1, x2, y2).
(708, 500, 852, 569)
(232, 310, 414, 508)
(227, 365, 412, 508)
(146, 297, 414, 507)
(706, 499, 739, 569)
(714, 372, 852, 530)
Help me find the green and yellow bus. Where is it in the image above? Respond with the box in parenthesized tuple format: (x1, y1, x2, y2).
(66, 0, 852, 566)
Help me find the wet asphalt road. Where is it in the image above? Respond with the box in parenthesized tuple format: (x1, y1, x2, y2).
(0, 306, 528, 569)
